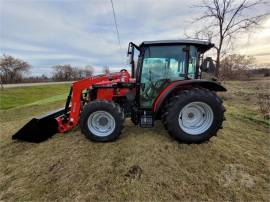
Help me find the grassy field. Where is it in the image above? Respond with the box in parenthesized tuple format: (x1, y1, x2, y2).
(0, 80, 269, 201)
(0, 84, 70, 110)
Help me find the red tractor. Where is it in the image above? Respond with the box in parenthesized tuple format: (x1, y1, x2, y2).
(13, 40, 226, 143)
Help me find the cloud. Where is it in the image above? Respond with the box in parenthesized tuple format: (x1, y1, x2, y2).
(0, 0, 269, 76)
(233, 17, 270, 63)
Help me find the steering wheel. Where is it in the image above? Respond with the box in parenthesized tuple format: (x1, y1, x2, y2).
(143, 79, 169, 99)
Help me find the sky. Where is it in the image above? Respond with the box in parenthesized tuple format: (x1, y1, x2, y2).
(0, 0, 269, 76)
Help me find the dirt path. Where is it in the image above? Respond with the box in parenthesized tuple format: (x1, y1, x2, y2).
(2, 81, 74, 88)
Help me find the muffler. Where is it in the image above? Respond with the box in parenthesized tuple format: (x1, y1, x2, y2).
(12, 108, 65, 143)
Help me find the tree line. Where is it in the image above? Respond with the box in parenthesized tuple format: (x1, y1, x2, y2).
(0, 54, 111, 84)
(1, 53, 269, 84)
(51, 64, 94, 81)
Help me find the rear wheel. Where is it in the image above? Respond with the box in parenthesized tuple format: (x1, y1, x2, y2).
(163, 88, 225, 143)
(80, 100, 124, 142)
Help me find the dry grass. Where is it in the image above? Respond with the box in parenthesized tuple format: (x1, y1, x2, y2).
(257, 93, 270, 119)
(0, 79, 269, 201)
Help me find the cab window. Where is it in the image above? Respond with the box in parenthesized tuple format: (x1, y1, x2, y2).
(140, 45, 198, 108)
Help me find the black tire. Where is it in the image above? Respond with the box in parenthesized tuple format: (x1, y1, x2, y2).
(79, 100, 124, 142)
(163, 88, 225, 143)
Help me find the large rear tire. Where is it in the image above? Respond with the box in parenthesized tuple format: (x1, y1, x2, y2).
(79, 100, 124, 142)
(163, 88, 225, 143)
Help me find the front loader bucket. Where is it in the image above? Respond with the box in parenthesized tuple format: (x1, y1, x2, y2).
(12, 108, 65, 143)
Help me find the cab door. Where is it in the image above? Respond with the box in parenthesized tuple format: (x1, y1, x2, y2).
(139, 45, 186, 109)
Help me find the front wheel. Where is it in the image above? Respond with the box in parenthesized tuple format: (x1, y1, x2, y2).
(79, 100, 124, 142)
(163, 88, 225, 143)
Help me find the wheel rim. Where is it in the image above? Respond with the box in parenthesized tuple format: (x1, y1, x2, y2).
(178, 102, 214, 135)
(87, 111, 116, 137)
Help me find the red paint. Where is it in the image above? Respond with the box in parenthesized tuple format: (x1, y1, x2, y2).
(97, 89, 114, 100)
(56, 71, 132, 133)
(152, 81, 179, 112)
(115, 88, 130, 97)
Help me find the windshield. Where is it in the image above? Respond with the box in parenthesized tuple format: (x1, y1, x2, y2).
(142, 45, 186, 81)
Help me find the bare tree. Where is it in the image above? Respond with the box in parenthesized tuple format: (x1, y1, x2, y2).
(220, 54, 255, 79)
(74, 68, 83, 79)
(52, 65, 95, 81)
(190, 0, 269, 77)
(83, 65, 94, 77)
(0, 77, 3, 90)
(103, 65, 110, 74)
(0, 54, 31, 83)
(52, 64, 74, 81)
(71, 66, 94, 79)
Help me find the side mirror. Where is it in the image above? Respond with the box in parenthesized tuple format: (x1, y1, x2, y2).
(127, 42, 132, 56)
(200, 57, 215, 73)
(127, 43, 134, 64)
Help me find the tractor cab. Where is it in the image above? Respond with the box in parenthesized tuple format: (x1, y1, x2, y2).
(127, 40, 216, 109)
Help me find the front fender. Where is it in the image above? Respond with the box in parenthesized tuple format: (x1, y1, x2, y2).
(153, 80, 226, 113)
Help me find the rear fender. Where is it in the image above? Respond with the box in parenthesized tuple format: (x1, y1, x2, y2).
(153, 80, 226, 113)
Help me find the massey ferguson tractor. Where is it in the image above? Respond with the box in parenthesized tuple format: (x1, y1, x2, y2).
(13, 40, 226, 143)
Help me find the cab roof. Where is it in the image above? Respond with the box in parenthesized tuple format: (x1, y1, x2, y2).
(139, 39, 214, 52)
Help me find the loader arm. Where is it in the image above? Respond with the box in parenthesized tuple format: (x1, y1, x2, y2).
(12, 72, 124, 143)
(57, 73, 122, 133)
